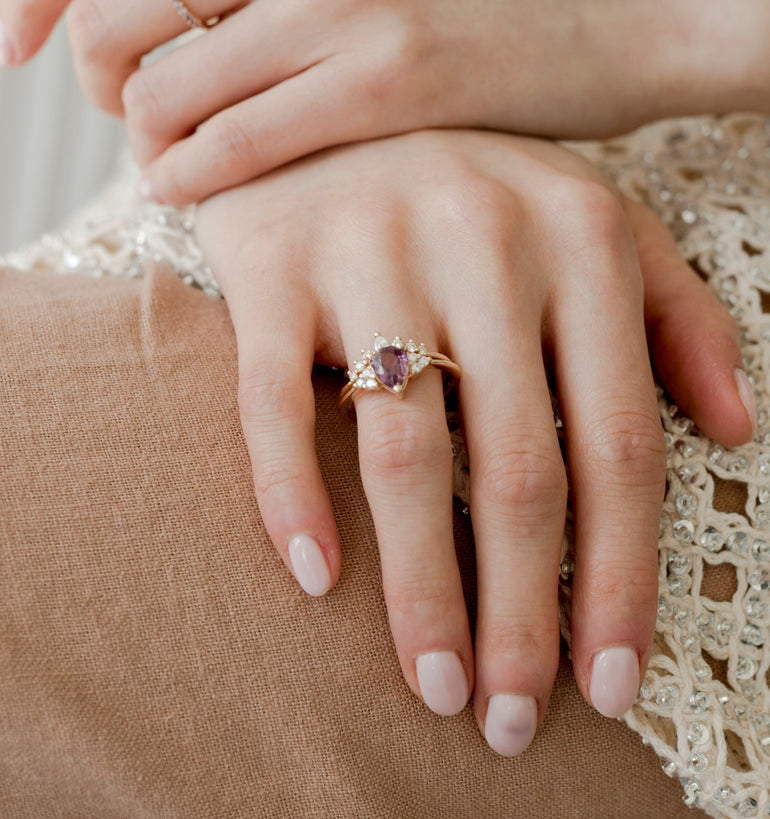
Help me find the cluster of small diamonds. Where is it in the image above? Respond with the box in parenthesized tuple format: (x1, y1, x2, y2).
(347, 334, 431, 390)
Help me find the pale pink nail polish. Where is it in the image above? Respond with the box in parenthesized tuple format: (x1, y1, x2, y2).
(288, 534, 331, 597)
(416, 651, 469, 716)
(735, 368, 758, 439)
(136, 177, 160, 203)
(484, 694, 537, 756)
(590, 646, 639, 718)
(0, 23, 13, 67)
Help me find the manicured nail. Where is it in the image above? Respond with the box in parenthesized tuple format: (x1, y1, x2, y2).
(484, 694, 537, 756)
(0, 22, 13, 67)
(136, 177, 160, 203)
(416, 651, 469, 716)
(288, 534, 331, 597)
(590, 646, 639, 718)
(735, 368, 758, 439)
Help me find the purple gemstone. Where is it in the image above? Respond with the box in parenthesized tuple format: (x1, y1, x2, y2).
(372, 346, 409, 390)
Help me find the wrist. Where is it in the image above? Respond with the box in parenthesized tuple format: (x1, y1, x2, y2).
(654, 0, 770, 118)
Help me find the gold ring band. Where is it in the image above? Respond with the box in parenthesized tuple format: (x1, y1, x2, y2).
(169, 0, 221, 29)
(337, 333, 461, 416)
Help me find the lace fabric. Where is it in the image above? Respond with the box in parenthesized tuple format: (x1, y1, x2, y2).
(3, 114, 770, 817)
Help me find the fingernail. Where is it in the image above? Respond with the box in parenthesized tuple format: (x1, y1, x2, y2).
(416, 651, 469, 716)
(735, 368, 758, 439)
(288, 534, 332, 597)
(136, 177, 161, 203)
(484, 694, 537, 756)
(0, 22, 14, 67)
(590, 646, 639, 718)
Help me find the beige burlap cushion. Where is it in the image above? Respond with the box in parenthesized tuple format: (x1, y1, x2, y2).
(0, 263, 700, 818)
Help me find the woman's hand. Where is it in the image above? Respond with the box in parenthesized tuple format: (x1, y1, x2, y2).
(2, 0, 769, 204)
(193, 129, 754, 754)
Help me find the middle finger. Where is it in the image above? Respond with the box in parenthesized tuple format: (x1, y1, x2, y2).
(342, 318, 474, 719)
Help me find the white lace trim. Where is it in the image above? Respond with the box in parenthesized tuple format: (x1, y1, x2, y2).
(3, 115, 770, 817)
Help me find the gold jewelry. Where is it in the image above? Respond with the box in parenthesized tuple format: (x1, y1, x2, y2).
(169, 0, 221, 29)
(338, 333, 461, 416)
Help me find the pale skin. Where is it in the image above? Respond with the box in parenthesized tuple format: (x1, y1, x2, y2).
(193, 129, 753, 755)
(1, 0, 759, 754)
(1, 0, 770, 204)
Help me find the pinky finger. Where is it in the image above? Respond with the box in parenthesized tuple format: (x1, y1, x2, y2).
(625, 197, 758, 447)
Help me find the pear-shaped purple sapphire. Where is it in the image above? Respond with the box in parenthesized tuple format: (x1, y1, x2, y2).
(372, 346, 409, 390)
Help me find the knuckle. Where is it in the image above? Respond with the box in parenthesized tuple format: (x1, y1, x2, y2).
(387, 576, 456, 621)
(67, 0, 115, 69)
(207, 114, 260, 176)
(238, 364, 308, 432)
(425, 175, 521, 242)
(583, 411, 666, 487)
(360, 11, 424, 104)
(361, 411, 451, 479)
(329, 188, 403, 248)
(251, 458, 307, 500)
(481, 609, 560, 661)
(122, 70, 165, 138)
(585, 558, 658, 616)
(477, 439, 567, 517)
(237, 367, 311, 497)
(546, 177, 630, 256)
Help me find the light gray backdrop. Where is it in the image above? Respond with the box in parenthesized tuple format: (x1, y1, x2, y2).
(0, 21, 124, 253)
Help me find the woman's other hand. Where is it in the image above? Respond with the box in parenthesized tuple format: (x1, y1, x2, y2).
(2, 0, 769, 205)
(194, 129, 754, 754)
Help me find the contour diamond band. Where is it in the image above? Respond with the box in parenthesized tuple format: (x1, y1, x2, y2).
(169, 0, 220, 29)
(337, 333, 461, 415)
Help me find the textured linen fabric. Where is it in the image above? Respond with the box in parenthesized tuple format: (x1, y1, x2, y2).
(0, 263, 699, 818)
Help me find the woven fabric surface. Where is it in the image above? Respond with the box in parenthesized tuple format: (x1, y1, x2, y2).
(0, 264, 697, 818)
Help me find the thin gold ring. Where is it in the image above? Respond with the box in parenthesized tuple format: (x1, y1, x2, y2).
(169, 0, 222, 29)
(337, 333, 461, 416)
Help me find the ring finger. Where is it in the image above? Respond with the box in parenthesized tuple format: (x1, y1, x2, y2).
(343, 321, 473, 718)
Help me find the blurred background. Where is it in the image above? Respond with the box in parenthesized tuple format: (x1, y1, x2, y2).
(0, 21, 125, 253)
